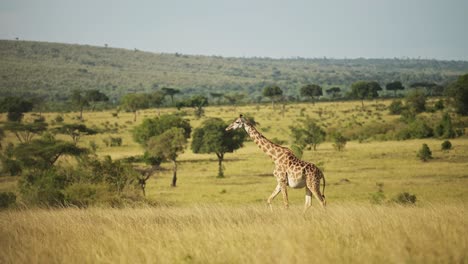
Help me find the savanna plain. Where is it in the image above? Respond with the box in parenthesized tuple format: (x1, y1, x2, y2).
(1, 101, 467, 263)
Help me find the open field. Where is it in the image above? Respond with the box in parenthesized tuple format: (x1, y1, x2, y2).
(1, 100, 468, 263)
(1, 204, 467, 264)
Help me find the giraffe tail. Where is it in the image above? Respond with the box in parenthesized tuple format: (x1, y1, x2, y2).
(321, 174, 326, 199)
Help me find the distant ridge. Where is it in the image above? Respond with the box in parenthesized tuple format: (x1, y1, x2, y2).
(1, 39, 468, 101)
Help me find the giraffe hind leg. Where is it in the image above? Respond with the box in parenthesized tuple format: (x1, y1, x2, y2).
(303, 188, 313, 213)
(306, 178, 326, 208)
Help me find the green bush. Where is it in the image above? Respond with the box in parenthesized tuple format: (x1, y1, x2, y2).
(417, 144, 432, 162)
(392, 192, 417, 205)
(388, 100, 405, 115)
(0, 192, 16, 208)
(370, 183, 386, 204)
(110, 137, 123, 147)
(331, 132, 348, 151)
(64, 183, 110, 207)
(441, 140, 452, 151)
(19, 169, 67, 206)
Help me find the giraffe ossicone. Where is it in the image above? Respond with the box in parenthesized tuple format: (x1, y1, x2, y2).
(226, 115, 326, 211)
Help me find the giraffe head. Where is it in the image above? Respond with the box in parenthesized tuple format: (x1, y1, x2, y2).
(225, 114, 248, 131)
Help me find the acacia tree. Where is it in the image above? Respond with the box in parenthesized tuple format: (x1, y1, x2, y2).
(85, 90, 109, 111)
(146, 128, 187, 187)
(300, 84, 323, 104)
(53, 123, 97, 144)
(290, 118, 326, 151)
(120, 93, 150, 122)
(0, 97, 34, 122)
(14, 134, 86, 172)
(71, 90, 89, 120)
(191, 118, 246, 178)
(161, 87, 180, 105)
(386, 81, 405, 97)
(350, 81, 382, 108)
(262, 85, 283, 109)
(445, 73, 468, 115)
(4, 120, 48, 143)
(326, 87, 341, 99)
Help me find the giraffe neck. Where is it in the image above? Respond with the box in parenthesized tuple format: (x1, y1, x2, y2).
(244, 124, 285, 162)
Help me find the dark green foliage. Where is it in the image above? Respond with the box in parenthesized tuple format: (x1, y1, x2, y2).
(300, 84, 322, 103)
(19, 168, 67, 206)
(132, 114, 191, 146)
(0, 96, 34, 122)
(176, 95, 209, 118)
(417, 144, 432, 162)
(386, 81, 405, 97)
(110, 137, 123, 147)
(3, 121, 48, 143)
(398, 118, 433, 140)
(325, 87, 341, 98)
(434, 113, 455, 139)
(53, 123, 97, 144)
(349, 81, 382, 107)
(161, 88, 180, 105)
(441, 140, 452, 151)
(434, 99, 445, 111)
(290, 144, 304, 159)
(0, 192, 16, 208)
(405, 89, 426, 113)
(445, 73, 468, 115)
(0, 157, 22, 176)
(13, 134, 87, 171)
(191, 118, 246, 177)
(290, 118, 326, 151)
(263, 85, 283, 108)
(392, 192, 417, 205)
(147, 128, 187, 186)
(331, 132, 348, 151)
(388, 100, 405, 115)
(119, 93, 150, 122)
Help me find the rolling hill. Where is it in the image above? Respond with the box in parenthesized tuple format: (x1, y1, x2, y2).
(1, 39, 468, 102)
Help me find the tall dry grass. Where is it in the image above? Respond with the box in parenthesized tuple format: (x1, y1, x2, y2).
(1, 203, 467, 264)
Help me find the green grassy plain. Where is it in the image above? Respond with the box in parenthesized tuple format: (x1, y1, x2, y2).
(1, 100, 468, 263)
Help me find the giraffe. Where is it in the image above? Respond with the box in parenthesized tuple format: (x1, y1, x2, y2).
(226, 115, 326, 211)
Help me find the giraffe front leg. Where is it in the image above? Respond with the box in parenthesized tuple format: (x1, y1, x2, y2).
(279, 179, 289, 209)
(267, 184, 281, 211)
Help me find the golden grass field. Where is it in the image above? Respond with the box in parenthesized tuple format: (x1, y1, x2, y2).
(1, 100, 468, 263)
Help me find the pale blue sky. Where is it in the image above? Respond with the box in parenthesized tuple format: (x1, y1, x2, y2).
(1, 0, 467, 60)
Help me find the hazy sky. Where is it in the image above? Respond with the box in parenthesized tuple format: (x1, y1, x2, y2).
(1, 0, 467, 60)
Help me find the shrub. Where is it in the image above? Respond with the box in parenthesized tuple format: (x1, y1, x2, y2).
(110, 137, 122, 147)
(417, 144, 432, 162)
(19, 169, 67, 206)
(388, 100, 404, 115)
(441, 140, 452, 151)
(370, 183, 386, 204)
(54, 115, 64, 123)
(0, 192, 16, 208)
(405, 89, 426, 113)
(398, 118, 433, 140)
(392, 192, 417, 205)
(331, 132, 348, 151)
(434, 99, 444, 111)
(434, 113, 455, 139)
(290, 144, 304, 159)
(0, 157, 22, 176)
(64, 183, 110, 207)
